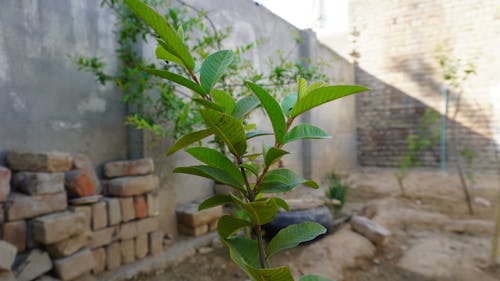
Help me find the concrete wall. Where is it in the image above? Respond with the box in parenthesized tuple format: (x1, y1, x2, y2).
(0, 0, 127, 170)
(350, 0, 500, 169)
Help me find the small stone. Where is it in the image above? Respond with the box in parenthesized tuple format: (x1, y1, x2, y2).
(89, 226, 118, 249)
(197, 246, 213, 254)
(118, 221, 137, 240)
(136, 217, 159, 235)
(12, 172, 64, 195)
(178, 224, 208, 237)
(120, 239, 135, 264)
(176, 203, 223, 227)
(135, 234, 148, 259)
(7, 151, 72, 172)
(134, 195, 148, 219)
(65, 169, 97, 198)
(69, 195, 102, 205)
(149, 231, 163, 255)
(105, 198, 122, 225)
(91, 248, 105, 274)
(474, 197, 491, 207)
(106, 175, 159, 196)
(106, 242, 121, 271)
(147, 192, 160, 217)
(46, 232, 91, 258)
(13, 249, 52, 281)
(0, 166, 12, 202)
(3, 220, 27, 252)
(53, 249, 96, 281)
(6, 192, 67, 221)
(120, 197, 135, 222)
(0, 240, 17, 271)
(350, 215, 391, 245)
(104, 158, 154, 178)
(91, 201, 107, 230)
(33, 211, 88, 244)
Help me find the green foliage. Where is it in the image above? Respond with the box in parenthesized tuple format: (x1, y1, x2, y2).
(121, 1, 368, 280)
(325, 172, 350, 214)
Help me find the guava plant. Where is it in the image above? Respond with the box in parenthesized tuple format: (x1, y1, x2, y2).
(124, 0, 367, 280)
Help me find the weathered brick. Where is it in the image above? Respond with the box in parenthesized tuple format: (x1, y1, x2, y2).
(6, 192, 67, 221)
(104, 158, 154, 178)
(178, 224, 208, 237)
(106, 175, 159, 196)
(69, 206, 92, 229)
(135, 234, 148, 259)
(208, 219, 218, 232)
(106, 242, 121, 271)
(53, 249, 96, 281)
(72, 273, 97, 281)
(65, 169, 97, 198)
(118, 221, 137, 240)
(13, 249, 52, 281)
(33, 211, 88, 244)
(89, 226, 118, 249)
(120, 239, 135, 264)
(26, 219, 39, 249)
(72, 154, 101, 194)
(91, 247, 106, 274)
(0, 203, 4, 224)
(105, 198, 121, 225)
(147, 192, 160, 217)
(350, 215, 391, 245)
(0, 271, 16, 281)
(0, 166, 11, 202)
(91, 201, 107, 230)
(149, 231, 163, 255)
(120, 197, 135, 222)
(7, 151, 72, 172)
(2, 220, 27, 252)
(176, 203, 223, 227)
(134, 195, 148, 219)
(12, 172, 64, 195)
(136, 217, 159, 235)
(0, 240, 17, 271)
(46, 231, 91, 258)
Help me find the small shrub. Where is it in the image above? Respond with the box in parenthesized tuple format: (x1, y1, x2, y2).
(325, 172, 350, 214)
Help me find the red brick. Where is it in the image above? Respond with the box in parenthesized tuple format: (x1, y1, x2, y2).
(72, 154, 101, 194)
(65, 169, 97, 198)
(134, 195, 148, 219)
(104, 158, 154, 178)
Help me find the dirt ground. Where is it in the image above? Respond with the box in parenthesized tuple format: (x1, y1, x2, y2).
(137, 168, 500, 281)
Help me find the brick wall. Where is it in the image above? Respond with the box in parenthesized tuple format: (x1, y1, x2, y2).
(350, 0, 500, 169)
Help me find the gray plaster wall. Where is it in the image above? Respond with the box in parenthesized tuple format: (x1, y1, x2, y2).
(0, 0, 127, 168)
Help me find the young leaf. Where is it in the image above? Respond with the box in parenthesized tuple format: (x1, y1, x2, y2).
(124, 0, 194, 70)
(241, 199, 279, 225)
(264, 147, 289, 167)
(240, 163, 259, 176)
(193, 98, 225, 112)
(167, 129, 213, 156)
(186, 147, 244, 185)
(212, 90, 236, 114)
(266, 222, 326, 258)
(260, 169, 319, 193)
(224, 236, 261, 270)
(199, 194, 234, 211)
(173, 165, 244, 191)
(200, 50, 234, 92)
(245, 81, 287, 144)
(246, 266, 294, 281)
(146, 68, 206, 96)
(299, 275, 334, 281)
(200, 109, 247, 156)
(246, 131, 272, 140)
(155, 43, 185, 67)
(297, 76, 307, 101)
(284, 124, 330, 144)
(272, 197, 289, 211)
(281, 92, 297, 117)
(290, 85, 368, 118)
(217, 215, 252, 238)
(232, 95, 261, 119)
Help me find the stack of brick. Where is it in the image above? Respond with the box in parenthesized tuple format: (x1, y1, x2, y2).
(176, 202, 223, 237)
(0, 240, 17, 281)
(80, 158, 163, 274)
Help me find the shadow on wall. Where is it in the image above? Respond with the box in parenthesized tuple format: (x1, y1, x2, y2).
(355, 65, 496, 170)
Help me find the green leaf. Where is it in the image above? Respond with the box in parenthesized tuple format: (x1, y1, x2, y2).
(299, 275, 335, 281)
(246, 131, 273, 140)
(212, 90, 236, 114)
(232, 95, 261, 119)
(245, 82, 287, 144)
(224, 236, 261, 270)
(200, 109, 247, 156)
(173, 165, 244, 191)
(266, 222, 326, 258)
(297, 76, 307, 101)
(241, 199, 279, 225)
(217, 215, 251, 238)
(200, 50, 234, 92)
(198, 195, 234, 211)
(246, 266, 294, 281)
(241, 163, 259, 176)
(281, 93, 297, 117)
(155, 43, 185, 67)
(193, 98, 225, 112)
(124, 0, 194, 70)
(146, 68, 206, 96)
(306, 81, 328, 93)
(185, 147, 244, 185)
(264, 147, 289, 167)
(167, 129, 213, 156)
(261, 169, 319, 193)
(272, 197, 289, 211)
(290, 85, 368, 118)
(243, 153, 262, 161)
(284, 124, 330, 144)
